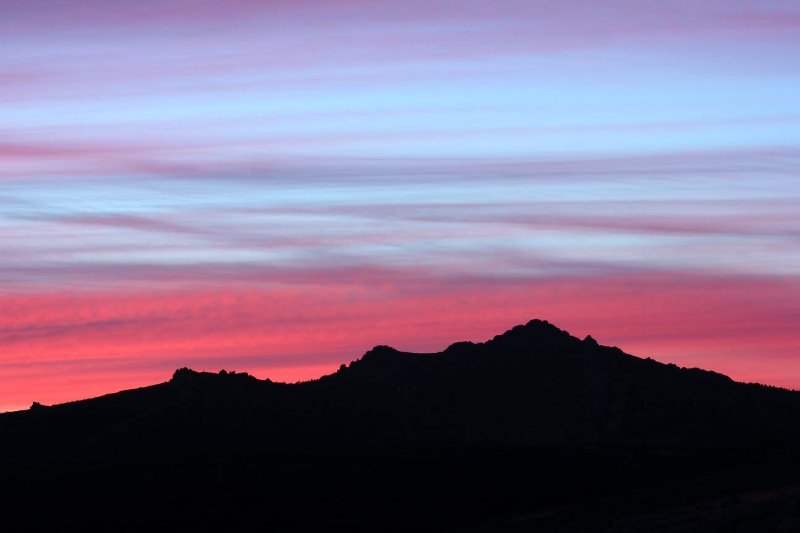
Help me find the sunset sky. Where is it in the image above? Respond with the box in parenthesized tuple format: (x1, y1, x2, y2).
(1, 0, 799, 411)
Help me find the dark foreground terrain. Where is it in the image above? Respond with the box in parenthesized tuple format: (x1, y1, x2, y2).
(2, 320, 800, 531)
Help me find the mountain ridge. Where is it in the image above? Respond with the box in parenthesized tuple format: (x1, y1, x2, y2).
(4, 318, 798, 451)
(7, 318, 770, 415)
(3, 318, 800, 532)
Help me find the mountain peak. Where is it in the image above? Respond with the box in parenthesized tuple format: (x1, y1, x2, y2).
(362, 344, 400, 358)
(171, 367, 200, 383)
(487, 318, 579, 349)
(343, 344, 403, 371)
(170, 367, 261, 385)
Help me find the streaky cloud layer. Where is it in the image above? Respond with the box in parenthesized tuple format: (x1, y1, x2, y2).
(1, 0, 799, 410)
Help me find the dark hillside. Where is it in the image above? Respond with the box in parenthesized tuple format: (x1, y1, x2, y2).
(2, 319, 799, 531)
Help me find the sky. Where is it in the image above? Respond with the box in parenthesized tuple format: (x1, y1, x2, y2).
(1, 0, 799, 411)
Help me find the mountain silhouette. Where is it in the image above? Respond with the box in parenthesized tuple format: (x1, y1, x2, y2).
(2, 319, 800, 532)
